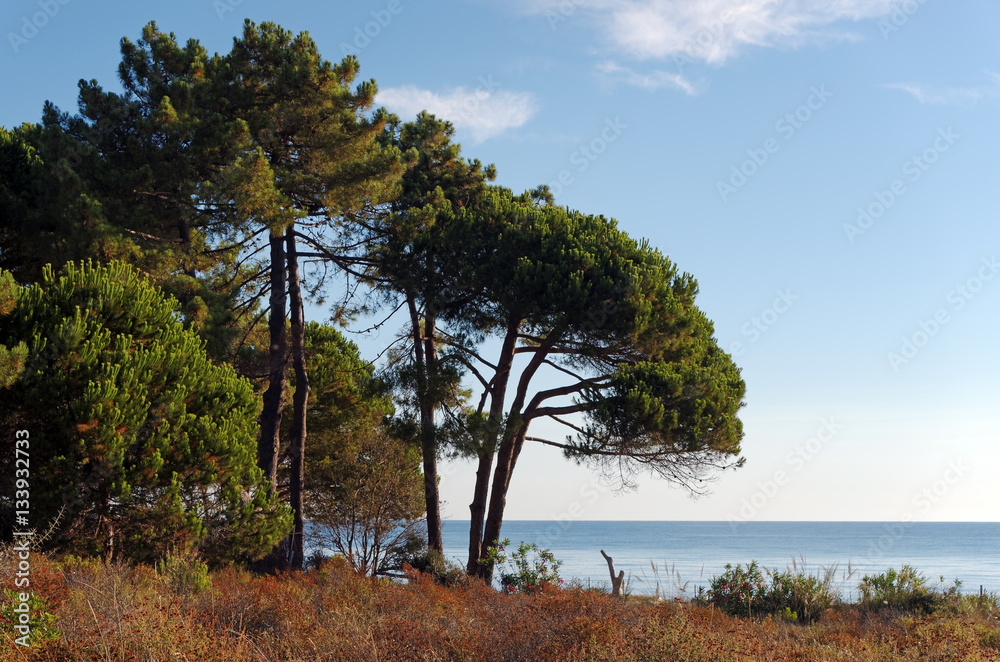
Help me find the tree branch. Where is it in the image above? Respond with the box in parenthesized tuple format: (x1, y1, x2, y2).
(122, 227, 183, 244)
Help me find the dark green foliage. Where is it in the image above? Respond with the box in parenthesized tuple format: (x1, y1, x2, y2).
(439, 186, 745, 577)
(1, 25, 260, 362)
(576, 348, 745, 483)
(219, 19, 402, 230)
(293, 322, 393, 433)
(0, 260, 290, 563)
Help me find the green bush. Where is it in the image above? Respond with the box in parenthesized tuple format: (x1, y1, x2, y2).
(0, 260, 291, 562)
(706, 561, 770, 617)
(407, 549, 466, 587)
(935, 579, 1000, 618)
(705, 561, 839, 622)
(156, 550, 211, 596)
(480, 539, 564, 595)
(767, 569, 837, 623)
(858, 565, 941, 614)
(0, 589, 59, 645)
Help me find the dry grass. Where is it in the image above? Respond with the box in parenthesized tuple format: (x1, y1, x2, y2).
(1, 551, 999, 661)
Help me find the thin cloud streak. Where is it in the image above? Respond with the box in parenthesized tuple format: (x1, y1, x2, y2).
(884, 74, 1000, 107)
(524, 0, 906, 63)
(596, 60, 706, 95)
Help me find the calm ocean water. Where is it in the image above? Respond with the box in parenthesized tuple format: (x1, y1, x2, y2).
(442, 521, 1000, 598)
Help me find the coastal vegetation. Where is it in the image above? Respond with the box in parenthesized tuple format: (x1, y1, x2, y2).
(1, 550, 999, 661)
(2, 16, 996, 662)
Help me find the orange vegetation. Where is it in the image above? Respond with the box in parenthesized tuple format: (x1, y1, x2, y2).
(2, 553, 999, 661)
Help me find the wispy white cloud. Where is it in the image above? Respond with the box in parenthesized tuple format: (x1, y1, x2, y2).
(377, 85, 537, 143)
(884, 73, 1000, 107)
(523, 0, 906, 64)
(596, 60, 706, 95)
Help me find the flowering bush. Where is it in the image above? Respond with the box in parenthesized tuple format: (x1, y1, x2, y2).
(480, 538, 564, 594)
(706, 561, 770, 617)
(706, 561, 839, 622)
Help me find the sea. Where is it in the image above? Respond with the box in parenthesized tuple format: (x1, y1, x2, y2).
(441, 520, 1000, 599)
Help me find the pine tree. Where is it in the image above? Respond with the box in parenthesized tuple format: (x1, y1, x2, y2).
(369, 111, 495, 553)
(0, 261, 290, 563)
(4, 21, 403, 570)
(406, 187, 746, 581)
(217, 20, 402, 570)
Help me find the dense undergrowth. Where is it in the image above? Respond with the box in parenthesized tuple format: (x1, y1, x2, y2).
(1, 550, 999, 661)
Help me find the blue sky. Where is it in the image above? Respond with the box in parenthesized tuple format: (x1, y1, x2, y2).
(3, 0, 998, 523)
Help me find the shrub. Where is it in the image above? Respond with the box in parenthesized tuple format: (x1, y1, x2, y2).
(156, 549, 211, 596)
(0, 260, 290, 563)
(704, 561, 838, 622)
(480, 538, 564, 594)
(406, 548, 466, 586)
(935, 579, 1000, 619)
(705, 561, 770, 617)
(3, 551, 1000, 661)
(859, 565, 941, 614)
(767, 568, 838, 623)
(0, 590, 59, 646)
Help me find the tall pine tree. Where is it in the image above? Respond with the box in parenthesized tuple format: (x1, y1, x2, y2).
(368, 112, 494, 553)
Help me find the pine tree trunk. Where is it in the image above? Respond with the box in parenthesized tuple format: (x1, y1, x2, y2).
(477, 432, 517, 583)
(466, 449, 495, 575)
(254, 231, 288, 573)
(422, 312, 444, 554)
(408, 297, 443, 554)
(466, 321, 520, 576)
(478, 424, 535, 582)
(286, 228, 309, 572)
(474, 331, 556, 582)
